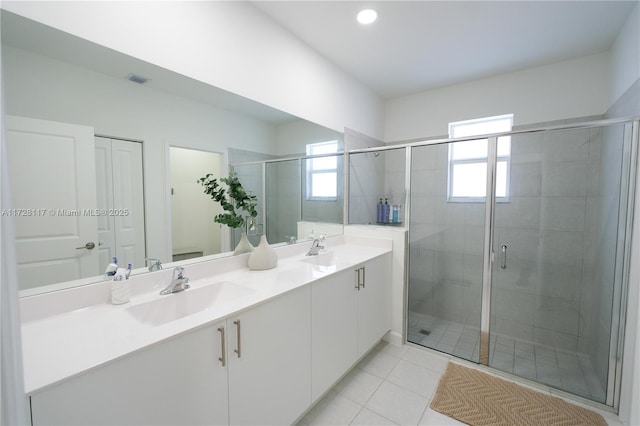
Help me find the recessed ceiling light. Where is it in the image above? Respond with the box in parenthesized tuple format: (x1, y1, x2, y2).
(357, 9, 377, 25)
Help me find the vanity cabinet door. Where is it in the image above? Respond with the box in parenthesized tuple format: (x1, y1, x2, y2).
(227, 285, 311, 426)
(30, 322, 228, 426)
(357, 253, 392, 357)
(311, 269, 358, 401)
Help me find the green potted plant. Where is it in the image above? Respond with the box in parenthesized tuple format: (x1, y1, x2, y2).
(198, 172, 258, 255)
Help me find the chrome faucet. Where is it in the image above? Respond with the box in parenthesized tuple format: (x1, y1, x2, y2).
(145, 258, 162, 272)
(306, 238, 324, 256)
(160, 266, 190, 295)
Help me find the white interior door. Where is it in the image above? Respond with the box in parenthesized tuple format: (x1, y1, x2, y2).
(95, 138, 116, 272)
(95, 137, 146, 271)
(6, 115, 99, 290)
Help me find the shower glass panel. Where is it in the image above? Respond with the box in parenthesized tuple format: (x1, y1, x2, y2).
(489, 125, 627, 404)
(407, 141, 486, 363)
(349, 148, 406, 225)
(230, 163, 264, 247)
(265, 159, 301, 244)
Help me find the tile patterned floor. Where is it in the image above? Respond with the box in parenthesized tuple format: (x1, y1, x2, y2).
(297, 341, 622, 426)
(407, 311, 607, 402)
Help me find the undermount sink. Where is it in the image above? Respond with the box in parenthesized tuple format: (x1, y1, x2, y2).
(299, 251, 336, 267)
(126, 281, 254, 326)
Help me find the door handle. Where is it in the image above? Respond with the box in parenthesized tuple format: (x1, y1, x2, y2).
(355, 269, 361, 290)
(501, 244, 507, 269)
(218, 326, 226, 367)
(76, 242, 96, 250)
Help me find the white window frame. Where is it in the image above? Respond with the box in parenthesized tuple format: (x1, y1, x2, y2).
(447, 114, 512, 203)
(305, 140, 339, 201)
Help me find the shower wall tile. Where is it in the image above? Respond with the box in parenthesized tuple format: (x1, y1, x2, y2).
(384, 152, 406, 172)
(586, 159, 602, 197)
(509, 162, 542, 197)
(384, 170, 406, 203)
(538, 263, 581, 302)
(540, 230, 584, 266)
(464, 203, 485, 226)
(510, 133, 542, 156)
(541, 161, 588, 197)
(462, 254, 483, 287)
(492, 288, 535, 324)
(411, 169, 446, 196)
(432, 199, 467, 225)
(492, 259, 537, 290)
(540, 197, 587, 232)
(433, 251, 464, 284)
(494, 197, 541, 229)
(534, 296, 580, 336)
(410, 147, 437, 171)
(434, 227, 465, 254)
(462, 225, 485, 256)
(543, 129, 590, 163)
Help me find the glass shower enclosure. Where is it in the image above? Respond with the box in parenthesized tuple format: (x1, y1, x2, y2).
(406, 119, 637, 408)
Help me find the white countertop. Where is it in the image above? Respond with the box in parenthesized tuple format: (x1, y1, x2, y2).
(20, 235, 392, 395)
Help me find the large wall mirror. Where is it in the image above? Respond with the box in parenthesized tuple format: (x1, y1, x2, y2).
(1, 10, 343, 294)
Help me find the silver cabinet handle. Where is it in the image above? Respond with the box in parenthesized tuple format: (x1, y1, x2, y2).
(233, 320, 241, 358)
(218, 327, 226, 367)
(501, 244, 508, 270)
(76, 242, 95, 250)
(355, 266, 366, 290)
(361, 266, 366, 289)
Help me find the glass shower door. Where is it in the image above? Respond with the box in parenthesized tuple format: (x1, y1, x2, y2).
(488, 125, 628, 404)
(407, 141, 487, 363)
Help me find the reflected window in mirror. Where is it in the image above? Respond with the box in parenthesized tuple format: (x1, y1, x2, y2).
(306, 140, 338, 200)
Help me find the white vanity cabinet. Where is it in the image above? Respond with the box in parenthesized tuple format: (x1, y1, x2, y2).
(30, 321, 229, 426)
(227, 285, 312, 425)
(356, 254, 392, 356)
(25, 240, 392, 426)
(311, 253, 391, 401)
(30, 287, 312, 426)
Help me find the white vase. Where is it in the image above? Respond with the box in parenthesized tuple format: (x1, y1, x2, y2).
(248, 235, 278, 270)
(233, 232, 254, 255)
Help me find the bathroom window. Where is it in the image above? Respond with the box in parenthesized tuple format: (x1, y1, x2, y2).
(306, 140, 338, 200)
(448, 114, 512, 202)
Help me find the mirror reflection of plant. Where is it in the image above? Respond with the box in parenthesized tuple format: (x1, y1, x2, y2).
(198, 172, 258, 231)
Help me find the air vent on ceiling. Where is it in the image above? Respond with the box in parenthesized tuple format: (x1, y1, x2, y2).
(126, 73, 151, 85)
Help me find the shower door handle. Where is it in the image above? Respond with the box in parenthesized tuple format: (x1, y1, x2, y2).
(500, 244, 508, 269)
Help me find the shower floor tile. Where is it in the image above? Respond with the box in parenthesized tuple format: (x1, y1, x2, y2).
(407, 310, 606, 403)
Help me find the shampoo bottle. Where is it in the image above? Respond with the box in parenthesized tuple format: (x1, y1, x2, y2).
(377, 198, 383, 223)
(382, 199, 390, 223)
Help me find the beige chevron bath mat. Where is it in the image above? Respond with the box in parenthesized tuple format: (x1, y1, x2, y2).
(430, 363, 606, 426)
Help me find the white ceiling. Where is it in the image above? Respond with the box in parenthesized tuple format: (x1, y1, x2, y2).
(252, 1, 638, 99)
